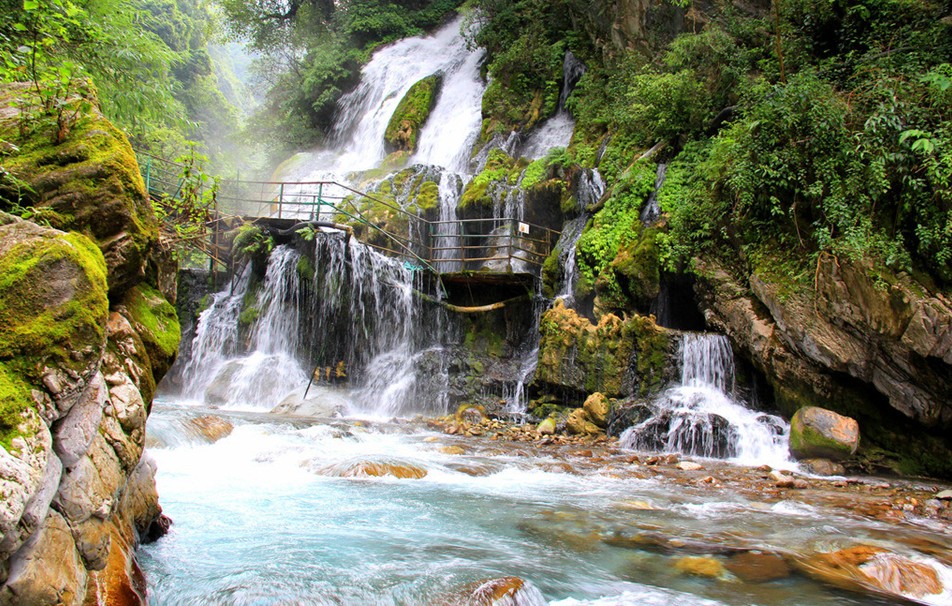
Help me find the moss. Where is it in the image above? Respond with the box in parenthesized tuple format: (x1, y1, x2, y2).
(238, 306, 259, 327)
(602, 227, 661, 311)
(410, 179, 439, 213)
(0, 362, 33, 450)
(540, 250, 560, 299)
(0, 226, 108, 448)
(459, 150, 515, 211)
(0, 82, 157, 298)
(121, 283, 181, 379)
(534, 300, 672, 398)
(296, 255, 315, 282)
(521, 158, 548, 190)
(384, 75, 442, 153)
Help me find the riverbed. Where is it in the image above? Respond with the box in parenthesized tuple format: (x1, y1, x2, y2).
(140, 399, 952, 606)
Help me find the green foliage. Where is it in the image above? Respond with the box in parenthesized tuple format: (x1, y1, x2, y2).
(459, 149, 514, 210)
(150, 144, 218, 261)
(576, 162, 656, 296)
(233, 223, 274, 262)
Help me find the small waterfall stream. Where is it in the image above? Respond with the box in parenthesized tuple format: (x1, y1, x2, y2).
(620, 333, 791, 467)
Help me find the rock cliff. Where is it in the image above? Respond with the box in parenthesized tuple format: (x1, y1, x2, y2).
(696, 255, 952, 477)
(0, 83, 177, 604)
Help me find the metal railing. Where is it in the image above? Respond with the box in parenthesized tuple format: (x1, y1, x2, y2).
(138, 152, 560, 275)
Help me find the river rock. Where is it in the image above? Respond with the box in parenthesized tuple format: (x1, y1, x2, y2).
(187, 416, 234, 443)
(792, 545, 943, 601)
(935, 490, 952, 500)
(468, 576, 546, 606)
(725, 551, 791, 583)
(800, 458, 846, 476)
(317, 458, 428, 479)
(674, 556, 727, 578)
(677, 461, 703, 471)
(583, 393, 610, 428)
(789, 406, 859, 461)
(537, 417, 557, 435)
(272, 389, 347, 418)
(566, 408, 601, 436)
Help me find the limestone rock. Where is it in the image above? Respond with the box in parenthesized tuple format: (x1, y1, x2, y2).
(52, 372, 106, 468)
(0, 83, 158, 299)
(315, 458, 428, 479)
(118, 454, 163, 542)
(677, 461, 703, 471)
(0, 510, 85, 606)
(790, 406, 860, 461)
(0, 411, 53, 563)
(187, 416, 234, 443)
(674, 556, 727, 578)
(118, 284, 180, 384)
(582, 392, 610, 428)
(53, 433, 125, 524)
(725, 551, 790, 583)
(537, 417, 557, 435)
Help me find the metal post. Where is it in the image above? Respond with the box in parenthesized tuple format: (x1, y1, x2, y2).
(144, 156, 151, 195)
(278, 183, 284, 219)
(317, 183, 324, 221)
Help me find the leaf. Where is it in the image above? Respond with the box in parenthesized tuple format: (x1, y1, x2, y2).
(23, 0, 38, 10)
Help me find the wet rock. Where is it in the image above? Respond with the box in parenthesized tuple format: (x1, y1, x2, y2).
(537, 417, 556, 435)
(566, 408, 601, 436)
(582, 393, 610, 428)
(674, 556, 727, 578)
(935, 489, 952, 500)
(468, 576, 546, 606)
(187, 416, 234, 443)
(800, 458, 846, 476)
(725, 551, 791, 583)
(789, 406, 860, 461)
(792, 545, 944, 601)
(317, 458, 428, 479)
(439, 446, 466, 455)
(272, 389, 347, 418)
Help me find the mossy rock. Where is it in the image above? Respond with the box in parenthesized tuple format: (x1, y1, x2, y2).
(0, 217, 108, 446)
(533, 299, 676, 399)
(119, 283, 181, 383)
(459, 150, 515, 214)
(789, 406, 860, 461)
(0, 82, 158, 300)
(384, 75, 442, 153)
(606, 228, 660, 311)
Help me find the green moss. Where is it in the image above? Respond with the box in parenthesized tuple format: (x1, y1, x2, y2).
(410, 179, 439, 213)
(296, 255, 315, 281)
(384, 75, 442, 153)
(238, 306, 259, 327)
(459, 150, 515, 211)
(0, 227, 108, 448)
(122, 283, 181, 365)
(521, 158, 548, 190)
(0, 362, 33, 450)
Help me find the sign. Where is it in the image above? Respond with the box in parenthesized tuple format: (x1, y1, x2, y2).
(518, 222, 530, 235)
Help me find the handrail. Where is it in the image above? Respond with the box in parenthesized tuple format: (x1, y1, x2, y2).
(137, 151, 562, 275)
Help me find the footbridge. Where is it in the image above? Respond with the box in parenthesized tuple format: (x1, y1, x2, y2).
(138, 152, 560, 299)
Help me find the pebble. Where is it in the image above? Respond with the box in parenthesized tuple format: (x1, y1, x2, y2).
(935, 489, 952, 500)
(677, 461, 703, 471)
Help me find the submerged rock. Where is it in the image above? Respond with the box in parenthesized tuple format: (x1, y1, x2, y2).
(725, 551, 791, 583)
(465, 576, 547, 606)
(674, 556, 728, 579)
(316, 458, 428, 480)
(187, 416, 233, 443)
(789, 406, 860, 461)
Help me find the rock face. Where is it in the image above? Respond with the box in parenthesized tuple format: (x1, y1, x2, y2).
(533, 299, 677, 400)
(789, 407, 860, 461)
(0, 84, 176, 604)
(695, 256, 952, 477)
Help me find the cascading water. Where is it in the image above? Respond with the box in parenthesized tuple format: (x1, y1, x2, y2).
(639, 163, 668, 225)
(433, 173, 465, 273)
(284, 17, 485, 181)
(620, 333, 791, 468)
(180, 246, 309, 410)
(519, 51, 587, 160)
(556, 169, 604, 303)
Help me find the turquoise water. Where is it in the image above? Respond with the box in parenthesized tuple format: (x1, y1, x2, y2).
(140, 401, 950, 606)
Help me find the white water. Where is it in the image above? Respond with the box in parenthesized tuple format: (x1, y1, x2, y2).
(639, 163, 667, 226)
(556, 169, 604, 303)
(142, 401, 952, 605)
(285, 17, 485, 182)
(621, 334, 792, 468)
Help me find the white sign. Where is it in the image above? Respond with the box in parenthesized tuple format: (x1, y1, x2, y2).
(518, 222, 530, 235)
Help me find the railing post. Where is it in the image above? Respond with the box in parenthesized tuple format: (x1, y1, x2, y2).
(144, 156, 151, 195)
(278, 183, 284, 219)
(316, 183, 323, 221)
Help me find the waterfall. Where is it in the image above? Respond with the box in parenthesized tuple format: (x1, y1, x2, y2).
(640, 163, 668, 225)
(433, 173, 464, 273)
(620, 333, 791, 467)
(519, 51, 587, 160)
(556, 169, 604, 303)
(285, 17, 485, 181)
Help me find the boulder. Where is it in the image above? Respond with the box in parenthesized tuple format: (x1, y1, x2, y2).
(582, 392, 610, 428)
(799, 458, 846, 476)
(566, 408, 601, 436)
(789, 406, 859, 461)
(186, 416, 233, 443)
(725, 551, 790, 583)
(674, 556, 727, 578)
(315, 458, 428, 480)
(0, 410, 53, 564)
(792, 545, 944, 601)
(537, 417, 557, 435)
(0, 510, 86, 606)
(384, 75, 442, 153)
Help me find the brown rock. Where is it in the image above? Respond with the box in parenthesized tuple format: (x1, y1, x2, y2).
(317, 459, 428, 479)
(792, 545, 943, 600)
(0, 510, 86, 605)
(566, 408, 601, 436)
(469, 576, 527, 605)
(188, 416, 234, 443)
(725, 551, 791, 583)
(800, 458, 846, 476)
(674, 556, 727, 578)
(789, 406, 860, 461)
(582, 393, 610, 428)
